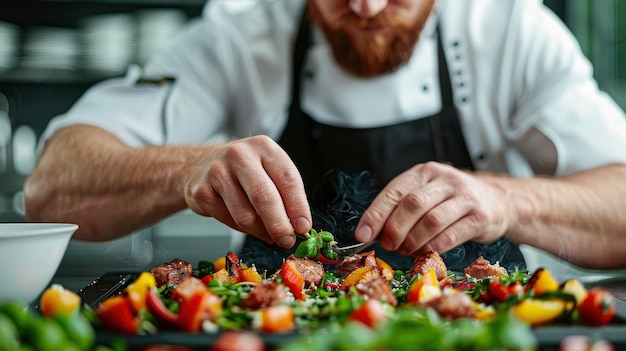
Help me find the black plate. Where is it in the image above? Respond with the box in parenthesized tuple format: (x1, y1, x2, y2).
(79, 272, 626, 351)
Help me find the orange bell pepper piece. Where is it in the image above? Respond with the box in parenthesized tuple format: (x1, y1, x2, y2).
(375, 258, 394, 281)
(241, 266, 263, 283)
(260, 305, 295, 333)
(340, 266, 375, 290)
(406, 268, 439, 303)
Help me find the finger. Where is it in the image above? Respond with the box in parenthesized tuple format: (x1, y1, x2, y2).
(238, 171, 296, 247)
(355, 168, 432, 243)
(185, 176, 273, 243)
(378, 178, 452, 251)
(213, 171, 274, 243)
(404, 194, 473, 251)
(415, 216, 481, 256)
(220, 137, 298, 248)
(261, 146, 312, 235)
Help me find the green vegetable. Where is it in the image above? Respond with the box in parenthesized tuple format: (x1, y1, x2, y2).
(294, 229, 339, 263)
(0, 312, 20, 350)
(0, 300, 34, 334)
(55, 312, 96, 350)
(29, 317, 67, 351)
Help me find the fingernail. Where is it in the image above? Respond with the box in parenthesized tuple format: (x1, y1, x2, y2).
(355, 225, 373, 242)
(294, 217, 310, 234)
(277, 235, 295, 248)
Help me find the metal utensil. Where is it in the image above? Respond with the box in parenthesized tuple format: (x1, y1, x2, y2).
(331, 240, 379, 257)
(294, 232, 378, 258)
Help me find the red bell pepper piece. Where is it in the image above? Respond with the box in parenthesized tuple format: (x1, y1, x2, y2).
(178, 290, 223, 332)
(279, 261, 305, 300)
(225, 251, 243, 282)
(95, 295, 137, 334)
(316, 252, 339, 265)
(146, 288, 178, 326)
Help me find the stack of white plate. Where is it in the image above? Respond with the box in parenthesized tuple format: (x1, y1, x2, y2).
(79, 13, 136, 73)
(136, 9, 187, 64)
(21, 26, 80, 70)
(0, 21, 20, 71)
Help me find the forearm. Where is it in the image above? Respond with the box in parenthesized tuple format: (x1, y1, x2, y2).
(486, 164, 626, 269)
(24, 125, 208, 241)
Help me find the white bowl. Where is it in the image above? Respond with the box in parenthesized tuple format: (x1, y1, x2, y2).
(0, 223, 78, 304)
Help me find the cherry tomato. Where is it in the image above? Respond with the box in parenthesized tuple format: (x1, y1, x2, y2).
(488, 279, 524, 303)
(577, 288, 616, 326)
(348, 299, 386, 328)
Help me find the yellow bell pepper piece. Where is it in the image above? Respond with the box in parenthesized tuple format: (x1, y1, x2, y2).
(125, 271, 156, 313)
(40, 284, 81, 317)
(561, 279, 588, 305)
(512, 298, 567, 326)
(531, 269, 560, 296)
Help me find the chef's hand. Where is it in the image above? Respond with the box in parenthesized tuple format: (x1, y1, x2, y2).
(355, 161, 518, 256)
(183, 135, 312, 248)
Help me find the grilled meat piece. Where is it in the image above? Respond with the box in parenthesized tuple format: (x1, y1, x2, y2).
(211, 331, 265, 351)
(242, 280, 289, 310)
(464, 256, 508, 279)
(286, 255, 324, 287)
(151, 258, 194, 287)
(354, 273, 398, 307)
(336, 250, 378, 277)
(420, 290, 476, 319)
(410, 251, 448, 281)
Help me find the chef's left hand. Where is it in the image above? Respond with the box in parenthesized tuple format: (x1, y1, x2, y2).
(354, 161, 518, 256)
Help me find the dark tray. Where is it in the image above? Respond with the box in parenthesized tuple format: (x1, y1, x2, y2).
(78, 272, 626, 351)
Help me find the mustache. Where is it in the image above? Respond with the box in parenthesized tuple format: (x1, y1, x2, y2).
(333, 11, 412, 30)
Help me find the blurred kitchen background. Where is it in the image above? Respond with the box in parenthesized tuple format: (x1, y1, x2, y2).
(0, 0, 624, 289)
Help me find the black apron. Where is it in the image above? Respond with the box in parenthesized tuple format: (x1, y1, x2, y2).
(239, 10, 525, 274)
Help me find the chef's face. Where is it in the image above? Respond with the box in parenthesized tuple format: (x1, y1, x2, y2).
(308, 0, 435, 77)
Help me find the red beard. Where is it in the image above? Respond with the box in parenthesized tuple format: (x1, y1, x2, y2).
(307, 2, 432, 78)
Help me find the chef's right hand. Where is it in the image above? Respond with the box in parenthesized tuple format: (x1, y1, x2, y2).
(183, 135, 312, 248)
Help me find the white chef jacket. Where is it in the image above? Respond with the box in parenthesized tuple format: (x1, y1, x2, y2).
(40, 0, 626, 178)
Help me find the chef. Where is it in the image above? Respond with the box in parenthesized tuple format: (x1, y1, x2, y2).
(24, 0, 626, 272)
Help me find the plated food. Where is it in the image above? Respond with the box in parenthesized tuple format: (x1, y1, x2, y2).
(83, 230, 618, 350)
(6, 230, 618, 351)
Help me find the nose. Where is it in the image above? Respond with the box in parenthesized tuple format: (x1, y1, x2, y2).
(349, 0, 389, 19)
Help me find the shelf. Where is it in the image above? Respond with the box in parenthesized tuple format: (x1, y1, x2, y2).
(0, 0, 204, 7)
(0, 1, 204, 28)
(0, 67, 122, 85)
